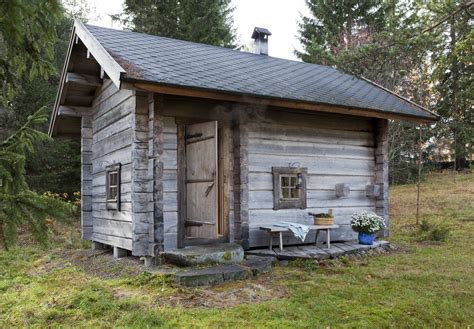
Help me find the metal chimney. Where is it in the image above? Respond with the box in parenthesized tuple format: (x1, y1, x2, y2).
(251, 27, 271, 55)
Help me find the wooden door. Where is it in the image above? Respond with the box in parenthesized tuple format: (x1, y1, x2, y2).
(185, 121, 218, 239)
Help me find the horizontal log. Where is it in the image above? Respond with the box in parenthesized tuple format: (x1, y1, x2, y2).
(93, 218, 132, 238)
(93, 114, 133, 144)
(248, 154, 374, 175)
(248, 122, 374, 147)
(94, 96, 135, 133)
(248, 139, 374, 160)
(58, 105, 92, 117)
(66, 72, 102, 87)
(248, 172, 374, 191)
(248, 190, 375, 210)
(93, 210, 133, 222)
(92, 232, 132, 250)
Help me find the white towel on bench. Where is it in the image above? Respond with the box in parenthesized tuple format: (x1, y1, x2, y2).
(273, 222, 311, 242)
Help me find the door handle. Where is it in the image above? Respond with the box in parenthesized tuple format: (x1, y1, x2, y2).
(204, 171, 216, 197)
(205, 182, 214, 197)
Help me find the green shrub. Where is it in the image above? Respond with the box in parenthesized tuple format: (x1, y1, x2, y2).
(418, 219, 450, 242)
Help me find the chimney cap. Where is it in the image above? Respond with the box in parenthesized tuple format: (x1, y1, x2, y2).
(251, 27, 272, 39)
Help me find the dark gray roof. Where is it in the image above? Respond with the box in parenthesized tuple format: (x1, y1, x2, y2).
(86, 24, 437, 121)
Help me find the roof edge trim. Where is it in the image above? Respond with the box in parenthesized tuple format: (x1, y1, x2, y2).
(74, 20, 125, 88)
(48, 24, 77, 136)
(361, 76, 440, 119)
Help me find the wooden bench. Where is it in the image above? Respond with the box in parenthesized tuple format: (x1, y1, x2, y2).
(259, 224, 340, 252)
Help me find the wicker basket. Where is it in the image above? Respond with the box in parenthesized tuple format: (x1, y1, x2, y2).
(313, 216, 334, 225)
(311, 209, 334, 225)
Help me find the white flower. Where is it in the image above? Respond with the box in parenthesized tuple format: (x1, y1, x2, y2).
(350, 211, 385, 233)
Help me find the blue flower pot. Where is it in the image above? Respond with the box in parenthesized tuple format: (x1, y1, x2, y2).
(358, 232, 375, 245)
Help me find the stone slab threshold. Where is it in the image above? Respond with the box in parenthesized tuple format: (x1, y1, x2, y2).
(246, 240, 390, 260)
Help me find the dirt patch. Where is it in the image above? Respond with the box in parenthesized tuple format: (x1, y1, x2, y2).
(26, 248, 146, 279)
(57, 248, 145, 279)
(155, 274, 288, 309)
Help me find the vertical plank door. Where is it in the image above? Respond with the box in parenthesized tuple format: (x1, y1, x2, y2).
(185, 121, 218, 239)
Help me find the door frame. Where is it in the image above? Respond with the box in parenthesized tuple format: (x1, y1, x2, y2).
(176, 118, 230, 248)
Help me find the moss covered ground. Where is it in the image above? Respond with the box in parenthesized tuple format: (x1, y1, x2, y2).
(1, 172, 473, 328)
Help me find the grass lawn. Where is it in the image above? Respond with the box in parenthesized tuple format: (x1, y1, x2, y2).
(1, 172, 473, 328)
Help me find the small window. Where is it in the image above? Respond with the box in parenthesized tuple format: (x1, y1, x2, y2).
(106, 163, 121, 211)
(273, 167, 307, 210)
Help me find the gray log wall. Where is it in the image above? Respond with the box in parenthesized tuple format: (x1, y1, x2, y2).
(90, 80, 135, 250)
(82, 85, 389, 253)
(244, 109, 378, 248)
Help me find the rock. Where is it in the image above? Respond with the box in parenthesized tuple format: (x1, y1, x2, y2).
(163, 243, 244, 266)
(279, 260, 289, 266)
(243, 256, 275, 275)
(174, 268, 224, 287)
(222, 265, 252, 281)
(173, 264, 251, 287)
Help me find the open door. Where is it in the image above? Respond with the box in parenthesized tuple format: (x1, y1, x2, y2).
(184, 121, 218, 239)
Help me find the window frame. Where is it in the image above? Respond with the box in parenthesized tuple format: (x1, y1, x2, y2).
(106, 163, 121, 211)
(272, 167, 307, 210)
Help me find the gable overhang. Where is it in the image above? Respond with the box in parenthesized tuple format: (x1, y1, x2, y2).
(48, 20, 126, 137)
(127, 79, 439, 124)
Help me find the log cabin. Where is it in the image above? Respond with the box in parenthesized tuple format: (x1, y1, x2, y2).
(49, 21, 438, 262)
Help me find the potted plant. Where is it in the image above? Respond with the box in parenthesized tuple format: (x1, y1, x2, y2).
(350, 211, 385, 245)
(309, 209, 334, 225)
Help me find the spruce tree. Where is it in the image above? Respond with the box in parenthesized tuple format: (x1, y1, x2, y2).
(0, 109, 74, 250)
(113, 0, 236, 47)
(429, 0, 472, 170)
(0, 0, 62, 103)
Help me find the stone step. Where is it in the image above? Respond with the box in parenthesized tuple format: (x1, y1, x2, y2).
(173, 256, 276, 287)
(162, 243, 244, 266)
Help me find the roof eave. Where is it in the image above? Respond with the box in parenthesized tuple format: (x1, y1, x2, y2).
(124, 78, 438, 123)
(360, 76, 440, 120)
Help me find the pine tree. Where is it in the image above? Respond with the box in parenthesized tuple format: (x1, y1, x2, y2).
(0, 108, 74, 250)
(113, 0, 236, 47)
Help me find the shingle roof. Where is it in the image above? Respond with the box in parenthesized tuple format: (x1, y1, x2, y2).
(85, 24, 437, 121)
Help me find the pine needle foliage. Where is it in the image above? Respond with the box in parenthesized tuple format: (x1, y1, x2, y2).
(0, 0, 63, 104)
(112, 0, 236, 48)
(0, 108, 74, 250)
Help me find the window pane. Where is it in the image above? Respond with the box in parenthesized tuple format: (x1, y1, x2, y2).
(290, 188, 300, 199)
(109, 187, 117, 200)
(290, 176, 297, 187)
(281, 176, 289, 187)
(109, 172, 117, 186)
(282, 188, 290, 198)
